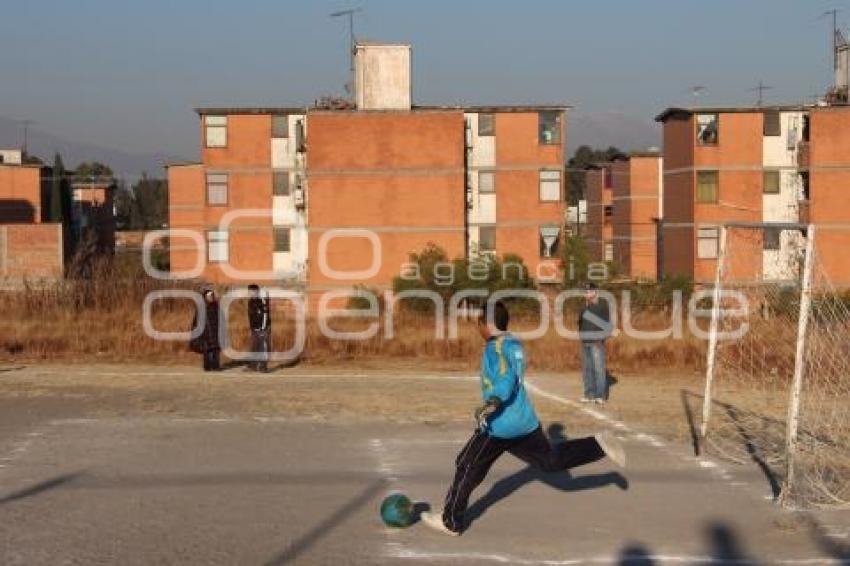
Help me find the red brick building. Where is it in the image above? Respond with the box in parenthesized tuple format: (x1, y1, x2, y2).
(167, 43, 567, 301)
(655, 104, 850, 287)
(584, 165, 614, 265)
(610, 153, 663, 280)
(0, 149, 63, 283)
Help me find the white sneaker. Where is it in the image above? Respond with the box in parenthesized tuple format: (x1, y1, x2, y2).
(595, 398, 606, 405)
(580, 397, 593, 403)
(420, 510, 460, 536)
(595, 431, 626, 468)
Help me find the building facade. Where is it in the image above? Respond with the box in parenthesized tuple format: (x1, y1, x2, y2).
(656, 106, 809, 284)
(0, 149, 64, 283)
(584, 165, 614, 264)
(610, 153, 663, 280)
(167, 43, 567, 301)
(803, 105, 850, 285)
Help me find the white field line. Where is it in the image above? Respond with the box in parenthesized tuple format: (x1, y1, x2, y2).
(384, 543, 842, 565)
(18, 369, 480, 381)
(0, 427, 51, 476)
(369, 438, 398, 482)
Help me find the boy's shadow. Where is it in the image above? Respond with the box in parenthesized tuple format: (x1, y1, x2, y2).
(465, 423, 628, 526)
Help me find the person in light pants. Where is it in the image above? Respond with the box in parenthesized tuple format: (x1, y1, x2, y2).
(578, 283, 612, 404)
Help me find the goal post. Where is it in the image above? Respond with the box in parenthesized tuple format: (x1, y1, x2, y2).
(700, 225, 728, 439)
(779, 225, 815, 505)
(700, 221, 850, 507)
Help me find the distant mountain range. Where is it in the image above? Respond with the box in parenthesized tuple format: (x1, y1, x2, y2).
(0, 111, 659, 178)
(569, 111, 660, 154)
(0, 116, 182, 180)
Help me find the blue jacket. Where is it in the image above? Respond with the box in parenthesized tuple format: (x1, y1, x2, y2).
(479, 333, 540, 439)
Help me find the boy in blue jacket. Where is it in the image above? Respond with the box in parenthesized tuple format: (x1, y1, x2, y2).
(421, 301, 625, 536)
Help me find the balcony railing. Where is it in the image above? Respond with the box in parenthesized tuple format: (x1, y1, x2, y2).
(797, 141, 810, 170)
(798, 199, 810, 225)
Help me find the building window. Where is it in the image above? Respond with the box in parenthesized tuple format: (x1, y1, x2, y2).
(207, 230, 228, 263)
(274, 227, 291, 252)
(604, 205, 614, 217)
(539, 170, 561, 201)
(273, 171, 290, 196)
(696, 113, 718, 145)
(478, 113, 495, 136)
(206, 173, 228, 206)
(763, 170, 781, 194)
(764, 227, 781, 250)
(272, 115, 289, 138)
(763, 111, 781, 136)
(539, 226, 561, 258)
(697, 226, 719, 259)
(479, 226, 496, 252)
(604, 243, 614, 262)
(538, 111, 561, 144)
(479, 171, 495, 194)
(204, 115, 227, 148)
(696, 170, 719, 203)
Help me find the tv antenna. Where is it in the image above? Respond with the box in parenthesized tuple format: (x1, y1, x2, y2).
(822, 9, 841, 69)
(330, 7, 362, 76)
(749, 80, 774, 106)
(18, 119, 34, 155)
(686, 86, 707, 105)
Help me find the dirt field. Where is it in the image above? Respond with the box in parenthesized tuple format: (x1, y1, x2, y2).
(1, 363, 848, 565)
(0, 362, 705, 443)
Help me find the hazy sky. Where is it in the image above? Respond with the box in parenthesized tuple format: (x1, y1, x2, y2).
(0, 0, 840, 159)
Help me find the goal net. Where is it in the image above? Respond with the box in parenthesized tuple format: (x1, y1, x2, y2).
(701, 223, 850, 507)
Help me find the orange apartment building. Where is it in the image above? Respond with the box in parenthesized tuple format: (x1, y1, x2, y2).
(0, 149, 64, 283)
(167, 43, 567, 301)
(610, 152, 663, 280)
(584, 154, 663, 280)
(655, 106, 816, 284)
(584, 165, 614, 265)
(801, 105, 850, 285)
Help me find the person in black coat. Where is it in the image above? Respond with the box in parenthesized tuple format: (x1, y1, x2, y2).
(192, 289, 221, 371)
(246, 284, 270, 372)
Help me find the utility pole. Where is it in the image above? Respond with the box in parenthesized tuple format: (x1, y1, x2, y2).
(330, 8, 362, 95)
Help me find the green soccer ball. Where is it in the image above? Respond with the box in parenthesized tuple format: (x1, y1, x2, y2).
(380, 493, 414, 528)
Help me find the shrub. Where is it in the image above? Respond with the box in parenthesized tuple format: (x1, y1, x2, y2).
(391, 244, 536, 313)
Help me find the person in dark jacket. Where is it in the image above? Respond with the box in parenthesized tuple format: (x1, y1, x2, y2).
(246, 284, 270, 372)
(578, 283, 612, 404)
(192, 288, 221, 371)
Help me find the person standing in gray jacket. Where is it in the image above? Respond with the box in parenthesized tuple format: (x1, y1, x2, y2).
(578, 283, 612, 404)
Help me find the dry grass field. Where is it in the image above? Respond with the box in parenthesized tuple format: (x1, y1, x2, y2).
(0, 262, 707, 374)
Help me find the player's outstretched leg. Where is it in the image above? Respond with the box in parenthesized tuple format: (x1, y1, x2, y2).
(508, 426, 626, 471)
(594, 431, 626, 467)
(422, 429, 506, 536)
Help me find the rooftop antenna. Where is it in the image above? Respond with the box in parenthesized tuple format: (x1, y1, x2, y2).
(822, 9, 841, 70)
(330, 7, 362, 95)
(18, 119, 34, 155)
(688, 86, 707, 104)
(749, 80, 774, 106)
